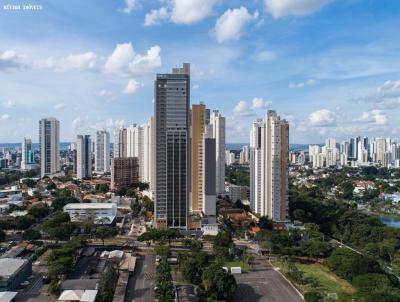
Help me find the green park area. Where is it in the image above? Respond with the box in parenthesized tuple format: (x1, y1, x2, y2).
(273, 260, 356, 299)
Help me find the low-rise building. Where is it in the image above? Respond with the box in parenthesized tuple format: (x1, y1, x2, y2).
(0, 258, 32, 291)
(63, 203, 117, 224)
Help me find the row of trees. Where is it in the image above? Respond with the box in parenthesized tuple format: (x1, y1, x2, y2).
(178, 244, 237, 301)
(47, 236, 87, 295)
(324, 248, 400, 301)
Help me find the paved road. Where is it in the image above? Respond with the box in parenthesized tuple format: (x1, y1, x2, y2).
(232, 257, 304, 302)
(124, 253, 156, 302)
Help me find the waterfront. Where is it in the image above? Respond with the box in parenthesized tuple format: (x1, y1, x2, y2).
(379, 215, 400, 228)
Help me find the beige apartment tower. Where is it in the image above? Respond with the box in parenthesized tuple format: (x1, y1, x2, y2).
(190, 104, 206, 213)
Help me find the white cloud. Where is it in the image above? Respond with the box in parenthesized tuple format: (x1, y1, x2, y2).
(356, 110, 387, 125)
(289, 79, 316, 89)
(0, 114, 11, 121)
(233, 97, 272, 116)
(2, 99, 15, 108)
(123, 79, 143, 94)
(119, 0, 138, 14)
(35, 52, 97, 72)
(91, 118, 125, 133)
(264, 0, 334, 18)
(377, 80, 400, 98)
(233, 100, 248, 114)
(0, 50, 27, 70)
(253, 50, 277, 62)
(104, 43, 161, 76)
(308, 109, 336, 126)
(96, 89, 113, 97)
(171, 0, 217, 24)
(251, 97, 272, 110)
(54, 102, 65, 110)
(215, 7, 257, 43)
(144, 7, 169, 26)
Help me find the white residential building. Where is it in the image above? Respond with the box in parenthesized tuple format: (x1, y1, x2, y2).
(249, 111, 289, 221)
(95, 130, 110, 173)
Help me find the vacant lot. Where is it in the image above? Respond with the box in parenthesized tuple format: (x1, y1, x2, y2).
(273, 261, 356, 298)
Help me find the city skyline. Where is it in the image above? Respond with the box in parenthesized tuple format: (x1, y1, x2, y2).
(1, 0, 400, 143)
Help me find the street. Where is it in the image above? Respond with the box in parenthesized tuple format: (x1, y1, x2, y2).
(232, 256, 304, 302)
(124, 252, 156, 302)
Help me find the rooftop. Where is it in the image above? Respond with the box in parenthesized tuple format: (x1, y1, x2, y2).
(64, 203, 115, 210)
(0, 258, 27, 278)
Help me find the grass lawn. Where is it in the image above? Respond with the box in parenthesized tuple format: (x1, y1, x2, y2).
(273, 260, 356, 297)
(223, 259, 250, 273)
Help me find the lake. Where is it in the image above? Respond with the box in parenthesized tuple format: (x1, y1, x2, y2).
(379, 215, 400, 228)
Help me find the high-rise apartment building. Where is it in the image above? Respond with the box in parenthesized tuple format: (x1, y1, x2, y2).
(95, 130, 110, 174)
(239, 145, 250, 164)
(39, 117, 60, 178)
(210, 110, 225, 194)
(190, 103, 206, 214)
(154, 63, 190, 229)
(249, 111, 289, 221)
(127, 124, 144, 181)
(114, 128, 127, 158)
(21, 138, 33, 170)
(143, 117, 155, 190)
(111, 157, 139, 190)
(325, 138, 337, 167)
(76, 135, 92, 179)
(202, 124, 216, 216)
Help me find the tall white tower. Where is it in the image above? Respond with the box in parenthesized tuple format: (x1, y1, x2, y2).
(249, 111, 289, 221)
(95, 130, 110, 173)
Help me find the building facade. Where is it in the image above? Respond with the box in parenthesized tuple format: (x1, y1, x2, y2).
(249, 111, 289, 222)
(39, 117, 60, 178)
(76, 135, 92, 179)
(210, 110, 226, 194)
(154, 63, 190, 229)
(95, 130, 110, 174)
(111, 157, 139, 190)
(21, 137, 33, 170)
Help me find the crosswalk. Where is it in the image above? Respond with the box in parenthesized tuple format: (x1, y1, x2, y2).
(144, 271, 155, 280)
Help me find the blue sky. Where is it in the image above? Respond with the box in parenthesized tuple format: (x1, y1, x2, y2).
(1, 0, 400, 143)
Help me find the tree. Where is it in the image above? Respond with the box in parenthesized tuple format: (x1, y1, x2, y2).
(352, 273, 392, 293)
(258, 216, 273, 230)
(92, 226, 118, 245)
(28, 204, 50, 219)
(23, 229, 42, 241)
(46, 182, 57, 190)
(201, 264, 237, 301)
(304, 291, 323, 302)
(98, 265, 119, 302)
(15, 215, 35, 230)
(326, 248, 382, 281)
(301, 240, 332, 258)
(95, 183, 109, 194)
(179, 251, 208, 285)
(155, 258, 174, 301)
(22, 178, 37, 188)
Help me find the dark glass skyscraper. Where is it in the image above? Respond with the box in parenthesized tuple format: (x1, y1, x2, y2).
(154, 63, 190, 229)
